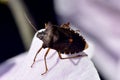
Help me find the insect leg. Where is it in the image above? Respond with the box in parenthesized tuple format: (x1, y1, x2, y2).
(85, 43, 89, 49)
(41, 48, 50, 75)
(31, 47, 43, 67)
(58, 52, 87, 59)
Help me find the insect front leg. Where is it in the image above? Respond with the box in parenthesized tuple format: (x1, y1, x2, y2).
(41, 48, 50, 75)
(58, 52, 88, 59)
(31, 47, 43, 67)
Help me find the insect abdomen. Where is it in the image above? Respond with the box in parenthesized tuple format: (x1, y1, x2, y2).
(52, 28, 87, 54)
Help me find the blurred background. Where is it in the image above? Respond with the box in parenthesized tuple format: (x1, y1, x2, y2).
(0, 0, 120, 80)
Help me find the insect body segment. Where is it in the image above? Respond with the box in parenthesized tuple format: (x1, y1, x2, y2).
(31, 22, 88, 75)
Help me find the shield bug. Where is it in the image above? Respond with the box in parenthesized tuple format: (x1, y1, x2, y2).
(30, 22, 88, 75)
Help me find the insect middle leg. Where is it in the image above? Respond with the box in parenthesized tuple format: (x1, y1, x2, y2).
(58, 52, 88, 59)
(41, 48, 50, 75)
(31, 47, 43, 67)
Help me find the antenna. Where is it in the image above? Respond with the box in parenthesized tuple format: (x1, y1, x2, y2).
(25, 14, 38, 32)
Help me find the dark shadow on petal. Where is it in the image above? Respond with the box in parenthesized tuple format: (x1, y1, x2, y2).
(0, 62, 15, 77)
(48, 58, 60, 73)
(69, 52, 88, 65)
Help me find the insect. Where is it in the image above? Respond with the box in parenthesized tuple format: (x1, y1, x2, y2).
(30, 22, 88, 75)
